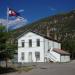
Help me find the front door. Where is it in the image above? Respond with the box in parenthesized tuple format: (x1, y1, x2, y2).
(28, 52, 32, 62)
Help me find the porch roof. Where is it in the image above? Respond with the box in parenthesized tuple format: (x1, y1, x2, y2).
(53, 48, 70, 55)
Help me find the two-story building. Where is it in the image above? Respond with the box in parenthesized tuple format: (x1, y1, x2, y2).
(18, 31, 70, 63)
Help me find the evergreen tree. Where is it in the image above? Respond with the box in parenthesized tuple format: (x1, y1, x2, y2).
(0, 25, 16, 68)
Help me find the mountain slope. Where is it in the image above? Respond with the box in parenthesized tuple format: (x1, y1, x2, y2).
(11, 10, 75, 58)
(12, 10, 75, 42)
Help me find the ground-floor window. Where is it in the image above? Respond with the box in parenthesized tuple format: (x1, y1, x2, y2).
(28, 52, 32, 62)
(21, 52, 25, 60)
(35, 52, 40, 61)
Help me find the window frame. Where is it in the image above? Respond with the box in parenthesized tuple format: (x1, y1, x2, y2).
(35, 52, 40, 61)
(21, 52, 25, 60)
(29, 39, 32, 47)
(36, 39, 40, 47)
(21, 40, 25, 47)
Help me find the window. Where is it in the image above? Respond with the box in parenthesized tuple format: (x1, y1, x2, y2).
(21, 40, 25, 47)
(21, 52, 25, 60)
(37, 39, 40, 46)
(29, 39, 32, 47)
(35, 52, 40, 61)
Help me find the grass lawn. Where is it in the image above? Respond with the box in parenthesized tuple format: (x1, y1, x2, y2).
(0, 66, 33, 74)
(17, 66, 33, 72)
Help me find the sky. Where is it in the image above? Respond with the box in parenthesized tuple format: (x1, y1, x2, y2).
(0, 0, 75, 28)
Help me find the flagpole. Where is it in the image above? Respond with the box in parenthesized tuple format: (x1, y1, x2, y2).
(6, 7, 9, 32)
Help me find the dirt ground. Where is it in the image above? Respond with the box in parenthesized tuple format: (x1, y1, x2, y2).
(1, 60, 75, 75)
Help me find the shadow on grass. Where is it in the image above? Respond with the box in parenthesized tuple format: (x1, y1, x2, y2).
(0, 66, 17, 74)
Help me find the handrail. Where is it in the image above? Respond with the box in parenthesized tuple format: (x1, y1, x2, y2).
(47, 52, 57, 62)
(49, 52, 57, 59)
(48, 55, 56, 62)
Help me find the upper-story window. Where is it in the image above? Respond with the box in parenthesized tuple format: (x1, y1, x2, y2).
(37, 39, 40, 47)
(29, 39, 32, 47)
(21, 40, 25, 47)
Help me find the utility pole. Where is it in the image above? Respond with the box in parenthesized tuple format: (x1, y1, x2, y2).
(6, 8, 9, 32)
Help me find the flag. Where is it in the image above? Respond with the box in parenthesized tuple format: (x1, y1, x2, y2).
(8, 8, 20, 17)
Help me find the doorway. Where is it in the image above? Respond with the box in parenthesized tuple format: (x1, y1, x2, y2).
(28, 52, 32, 62)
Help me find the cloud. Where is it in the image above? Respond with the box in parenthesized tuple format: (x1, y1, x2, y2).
(18, 9, 24, 12)
(0, 17, 28, 30)
(50, 8, 56, 11)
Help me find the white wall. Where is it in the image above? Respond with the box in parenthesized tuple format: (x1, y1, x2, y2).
(61, 55, 70, 62)
(44, 39, 49, 56)
(18, 32, 61, 63)
(18, 32, 45, 63)
(49, 40, 54, 48)
(44, 39, 61, 55)
(53, 42, 61, 49)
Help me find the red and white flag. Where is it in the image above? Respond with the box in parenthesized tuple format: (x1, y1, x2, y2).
(8, 8, 20, 17)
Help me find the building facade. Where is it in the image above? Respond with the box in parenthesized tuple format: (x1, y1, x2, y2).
(18, 31, 70, 63)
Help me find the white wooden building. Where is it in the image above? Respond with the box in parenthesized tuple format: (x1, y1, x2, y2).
(18, 31, 70, 63)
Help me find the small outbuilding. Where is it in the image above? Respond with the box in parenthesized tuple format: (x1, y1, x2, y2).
(49, 48, 70, 62)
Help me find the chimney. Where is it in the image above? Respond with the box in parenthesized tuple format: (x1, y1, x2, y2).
(47, 26, 50, 37)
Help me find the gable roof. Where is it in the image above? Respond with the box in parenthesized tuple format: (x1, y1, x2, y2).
(53, 48, 70, 55)
(17, 30, 60, 43)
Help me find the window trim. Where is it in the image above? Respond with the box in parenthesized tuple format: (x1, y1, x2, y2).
(21, 52, 25, 60)
(21, 40, 25, 47)
(36, 39, 40, 47)
(35, 52, 40, 61)
(29, 39, 32, 47)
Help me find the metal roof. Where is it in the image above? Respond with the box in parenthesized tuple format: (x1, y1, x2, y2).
(17, 30, 61, 43)
(53, 48, 70, 55)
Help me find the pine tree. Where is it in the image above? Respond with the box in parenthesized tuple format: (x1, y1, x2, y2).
(0, 25, 16, 68)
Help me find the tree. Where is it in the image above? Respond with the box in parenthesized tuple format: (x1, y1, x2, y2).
(62, 37, 75, 59)
(0, 25, 16, 68)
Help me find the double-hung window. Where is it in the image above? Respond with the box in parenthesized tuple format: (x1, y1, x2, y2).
(35, 52, 40, 61)
(21, 40, 25, 47)
(21, 52, 25, 60)
(29, 39, 32, 47)
(37, 39, 40, 47)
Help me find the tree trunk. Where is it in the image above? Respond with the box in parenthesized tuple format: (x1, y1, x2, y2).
(71, 51, 74, 60)
(5, 58, 8, 68)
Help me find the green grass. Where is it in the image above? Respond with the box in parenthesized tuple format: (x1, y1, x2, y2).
(17, 66, 33, 72)
(0, 66, 33, 74)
